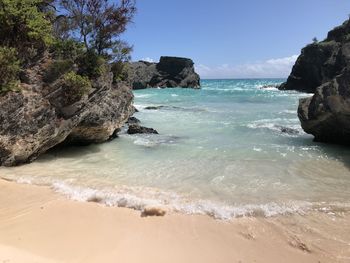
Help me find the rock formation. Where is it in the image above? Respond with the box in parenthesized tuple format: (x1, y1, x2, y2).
(286, 19, 350, 144)
(125, 56, 200, 89)
(127, 116, 141, 125)
(0, 56, 134, 166)
(279, 20, 350, 93)
(298, 68, 350, 144)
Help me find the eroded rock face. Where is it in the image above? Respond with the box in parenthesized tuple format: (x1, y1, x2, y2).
(0, 61, 134, 166)
(279, 20, 350, 93)
(126, 56, 200, 89)
(66, 75, 134, 144)
(298, 69, 350, 144)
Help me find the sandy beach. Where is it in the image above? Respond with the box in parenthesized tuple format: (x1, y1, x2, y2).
(0, 179, 349, 263)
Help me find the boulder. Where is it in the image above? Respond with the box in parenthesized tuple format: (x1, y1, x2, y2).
(279, 20, 350, 93)
(125, 56, 200, 89)
(127, 124, 159, 135)
(298, 68, 350, 144)
(127, 116, 141, 125)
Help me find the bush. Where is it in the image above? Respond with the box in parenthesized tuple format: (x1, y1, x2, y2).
(0, 47, 20, 94)
(77, 50, 108, 79)
(44, 59, 74, 83)
(62, 71, 91, 103)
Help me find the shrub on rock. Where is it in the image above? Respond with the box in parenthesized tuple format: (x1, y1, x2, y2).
(77, 51, 108, 79)
(44, 59, 74, 83)
(62, 71, 92, 104)
(0, 47, 20, 94)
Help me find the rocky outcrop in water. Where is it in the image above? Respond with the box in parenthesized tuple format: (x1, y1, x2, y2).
(298, 68, 350, 144)
(290, 19, 350, 144)
(0, 56, 134, 166)
(279, 20, 350, 93)
(125, 56, 200, 89)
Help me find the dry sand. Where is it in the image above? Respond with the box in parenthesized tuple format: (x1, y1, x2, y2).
(0, 179, 349, 263)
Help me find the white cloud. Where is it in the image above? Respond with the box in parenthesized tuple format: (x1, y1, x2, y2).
(195, 55, 298, 79)
(141, 57, 156, 63)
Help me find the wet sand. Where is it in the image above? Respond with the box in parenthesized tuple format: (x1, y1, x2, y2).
(0, 179, 349, 263)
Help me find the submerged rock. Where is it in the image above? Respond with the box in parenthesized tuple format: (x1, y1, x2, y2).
(279, 19, 350, 93)
(260, 84, 278, 90)
(275, 125, 300, 135)
(298, 69, 350, 144)
(144, 106, 165, 110)
(127, 124, 159, 135)
(125, 56, 200, 89)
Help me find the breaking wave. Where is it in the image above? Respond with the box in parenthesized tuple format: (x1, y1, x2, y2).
(2, 175, 349, 220)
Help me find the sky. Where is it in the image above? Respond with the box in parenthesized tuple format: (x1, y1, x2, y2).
(123, 0, 350, 79)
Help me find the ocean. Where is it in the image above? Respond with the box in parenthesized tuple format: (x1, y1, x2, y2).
(1, 79, 350, 219)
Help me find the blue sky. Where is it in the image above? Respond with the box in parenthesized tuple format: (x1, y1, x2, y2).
(124, 0, 350, 78)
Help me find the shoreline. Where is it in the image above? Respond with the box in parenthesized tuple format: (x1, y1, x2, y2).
(1, 179, 349, 263)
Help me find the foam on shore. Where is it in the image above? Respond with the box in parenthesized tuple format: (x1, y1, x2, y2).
(2, 175, 349, 220)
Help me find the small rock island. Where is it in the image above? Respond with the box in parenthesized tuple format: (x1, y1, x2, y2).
(125, 56, 201, 89)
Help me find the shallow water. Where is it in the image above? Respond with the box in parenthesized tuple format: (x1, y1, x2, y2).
(2, 79, 350, 219)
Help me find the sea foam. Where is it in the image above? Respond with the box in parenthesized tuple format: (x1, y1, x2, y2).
(51, 181, 315, 219)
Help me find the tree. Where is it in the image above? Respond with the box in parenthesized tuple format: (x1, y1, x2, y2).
(312, 37, 318, 44)
(59, 0, 136, 61)
(111, 40, 132, 82)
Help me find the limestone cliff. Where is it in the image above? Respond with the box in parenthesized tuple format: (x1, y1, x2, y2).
(0, 55, 134, 166)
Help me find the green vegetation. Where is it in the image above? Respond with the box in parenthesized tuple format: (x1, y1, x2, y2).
(62, 71, 92, 103)
(111, 40, 133, 82)
(0, 0, 54, 60)
(60, 0, 136, 60)
(0, 0, 136, 95)
(77, 50, 108, 79)
(111, 62, 129, 83)
(51, 39, 84, 61)
(44, 59, 74, 83)
(0, 47, 20, 93)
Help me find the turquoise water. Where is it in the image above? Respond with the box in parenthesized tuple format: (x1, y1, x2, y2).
(2, 79, 350, 219)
